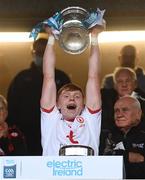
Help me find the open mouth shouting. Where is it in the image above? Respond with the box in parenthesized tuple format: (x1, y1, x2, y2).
(67, 104, 77, 110)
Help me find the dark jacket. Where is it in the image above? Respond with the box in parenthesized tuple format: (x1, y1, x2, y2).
(100, 126, 145, 179)
(0, 125, 27, 156)
(7, 63, 71, 155)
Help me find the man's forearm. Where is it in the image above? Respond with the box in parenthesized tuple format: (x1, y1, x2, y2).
(86, 32, 101, 110)
(40, 35, 56, 109)
(43, 35, 56, 78)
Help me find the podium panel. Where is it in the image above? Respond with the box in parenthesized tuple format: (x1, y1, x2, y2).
(0, 156, 123, 180)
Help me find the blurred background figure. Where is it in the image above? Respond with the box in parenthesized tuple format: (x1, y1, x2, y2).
(0, 94, 27, 156)
(7, 35, 71, 155)
(102, 45, 145, 93)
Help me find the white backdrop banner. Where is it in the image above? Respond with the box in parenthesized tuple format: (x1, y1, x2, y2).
(0, 156, 123, 180)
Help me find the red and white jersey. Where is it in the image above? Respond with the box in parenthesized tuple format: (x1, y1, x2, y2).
(41, 106, 101, 156)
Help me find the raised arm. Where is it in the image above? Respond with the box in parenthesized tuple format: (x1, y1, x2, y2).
(40, 32, 56, 110)
(86, 27, 103, 111)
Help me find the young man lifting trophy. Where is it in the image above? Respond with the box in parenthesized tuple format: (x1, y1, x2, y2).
(30, 6, 106, 156)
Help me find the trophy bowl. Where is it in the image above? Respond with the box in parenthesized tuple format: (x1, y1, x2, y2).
(59, 6, 90, 54)
(59, 145, 94, 156)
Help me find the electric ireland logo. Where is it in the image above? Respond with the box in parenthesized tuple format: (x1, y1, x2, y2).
(47, 160, 83, 176)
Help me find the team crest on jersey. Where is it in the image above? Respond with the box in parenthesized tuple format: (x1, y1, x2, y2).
(76, 117, 84, 123)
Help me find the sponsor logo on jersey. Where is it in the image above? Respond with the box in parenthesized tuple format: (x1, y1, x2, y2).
(66, 130, 79, 144)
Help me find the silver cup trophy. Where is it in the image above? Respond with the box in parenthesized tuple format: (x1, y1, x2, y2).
(58, 6, 90, 54)
(30, 7, 105, 54)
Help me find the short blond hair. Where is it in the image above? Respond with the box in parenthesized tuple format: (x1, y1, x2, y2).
(113, 67, 137, 84)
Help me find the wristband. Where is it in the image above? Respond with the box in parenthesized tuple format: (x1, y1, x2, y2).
(47, 35, 55, 45)
(91, 36, 98, 46)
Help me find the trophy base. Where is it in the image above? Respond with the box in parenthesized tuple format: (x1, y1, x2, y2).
(59, 145, 94, 156)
